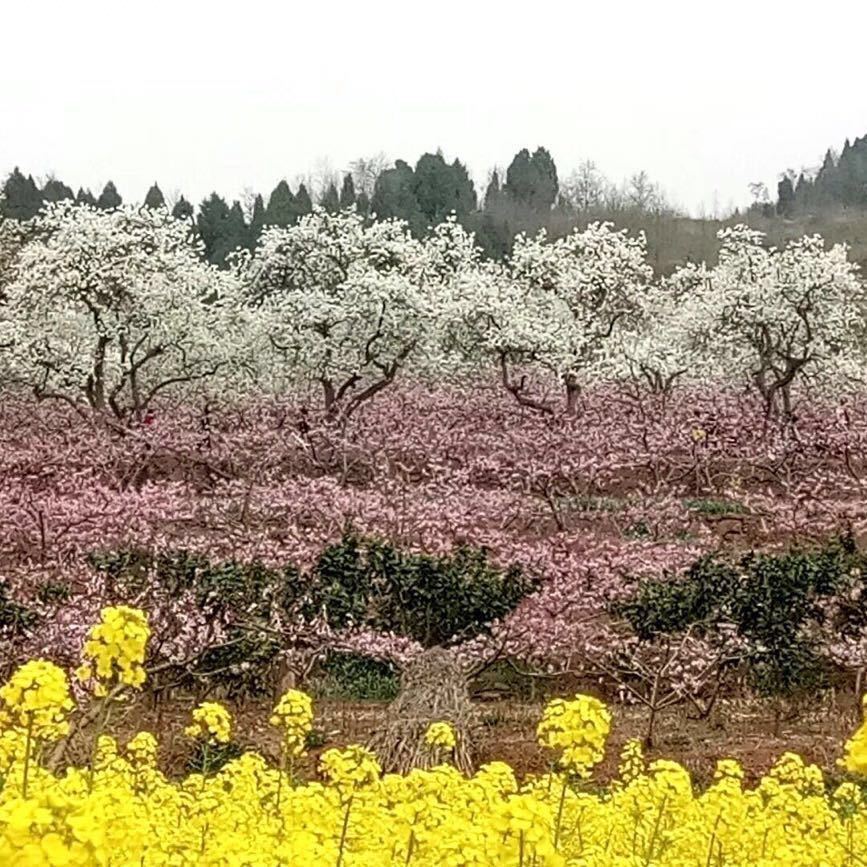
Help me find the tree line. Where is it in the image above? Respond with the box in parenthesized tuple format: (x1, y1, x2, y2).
(0, 147, 677, 266)
(770, 133, 867, 217)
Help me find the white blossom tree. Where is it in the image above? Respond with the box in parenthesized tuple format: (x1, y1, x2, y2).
(689, 225, 867, 416)
(242, 208, 470, 419)
(612, 261, 712, 394)
(1, 201, 241, 422)
(447, 221, 653, 414)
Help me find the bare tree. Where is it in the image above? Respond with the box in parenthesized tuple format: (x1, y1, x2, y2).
(561, 160, 608, 213)
(350, 152, 390, 196)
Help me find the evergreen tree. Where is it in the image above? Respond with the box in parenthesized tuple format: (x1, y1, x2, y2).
(504, 149, 534, 206)
(220, 201, 249, 262)
(143, 183, 166, 209)
(42, 178, 74, 203)
(814, 149, 839, 206)
(483, 170, 503, 212)
(777, 175, 795, 217)
(794, 173, 812, 212)
(76, 188, 98, 207)
(529, 147, 558, 211)
(504, 147, 558, 212)
(96, 181, 122, 210)
(356, 190, 371, 217)
(1, 168, 43, 220)
(171, 196, 194, 220)
(264, 180, 296, 227)
(196, 193, 232, 265)
(411, 151, 476, 224)
(294, 183, 313, 219)
(320, 182, 340, 213)
(371, 160, 425, 234)
(249, 194, 266, 246)
(339, 173, 356, 210)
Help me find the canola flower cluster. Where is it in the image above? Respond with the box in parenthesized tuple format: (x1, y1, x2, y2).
(423, 721, 457, 751)
(5, 607, 867, 863)
(184, 702, 233, 746)
(269, 689, 314, 758)
(75, 605, 149, 695)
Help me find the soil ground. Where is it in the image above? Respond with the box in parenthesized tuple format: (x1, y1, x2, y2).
(58, 691, 864, 790)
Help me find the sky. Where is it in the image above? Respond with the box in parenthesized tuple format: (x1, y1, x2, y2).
(2, 0, 866, 216)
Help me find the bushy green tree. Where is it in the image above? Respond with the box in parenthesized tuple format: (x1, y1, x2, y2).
(171, 196, 194, 220)
(264, 180, 296, 227)
(371, 160, 425, 234)
(75, 188, 97, 207)
(411, 152, 476, 225)
(42, 178, 74, 203)
(320, 182, 340, 213)
(144, 183, 166, 209)
(96, 181, 122, 210)
(1, 168, 43, 220)
(339, 173, 356, 209)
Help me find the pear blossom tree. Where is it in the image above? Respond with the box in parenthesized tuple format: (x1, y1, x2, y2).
(613, 262, 712, 395)
(448, 222, 654, 414)
(242, 208, 446, 420)
(691, 226, 867, 417)
(1, 202, 242, 423)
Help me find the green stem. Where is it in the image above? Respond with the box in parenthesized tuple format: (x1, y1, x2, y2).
(276, 746, 286, 812)
(336, 795, 353, 867)
(644, 795, 668, 865)
(22, 713, 34, 798)
(554, 774, 568, 849)
(88, 689, 117, 791)
(405, 829, 415, 865)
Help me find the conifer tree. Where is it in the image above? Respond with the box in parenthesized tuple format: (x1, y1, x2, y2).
(249, 193, 265, 246)
(294, 183, 313, 219)
(371, 160, 424, 234)
(320, 182, 340, 213)
(339, 173, 356, 210)
(42, 178, 74, 203)
(96, 181, 122, 210)
(1, 168, 43, 220)
(171, 196, 194, 220)
(264, 180, 296, 227)
(144, 183, 166, 209)
(196, 193, 232, 265)
(411, 152, 476, 224)
(777, 175, 795, 217)
(75, 188, 98, 207)
(483, 170, 503, 212)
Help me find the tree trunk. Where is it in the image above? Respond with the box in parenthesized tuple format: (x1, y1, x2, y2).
(368, 647, 474, 774)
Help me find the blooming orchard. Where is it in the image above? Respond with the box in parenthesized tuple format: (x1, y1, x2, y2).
(1, 201, 865, 417)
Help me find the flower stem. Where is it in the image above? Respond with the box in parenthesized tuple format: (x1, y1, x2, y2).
(22, 713, 34, 797)
(336, 795, 353, 867)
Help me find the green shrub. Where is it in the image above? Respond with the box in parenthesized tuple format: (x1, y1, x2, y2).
(311, 652, 400, 701)
(309, 534, 538, 647)
(615, 535, 860, 701)
(683, 498, 747, 515)
(87, 533, 537, 697)
(0, 580, 38, 638)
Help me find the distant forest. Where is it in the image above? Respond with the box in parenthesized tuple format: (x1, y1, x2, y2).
(3, 133, 867, 272)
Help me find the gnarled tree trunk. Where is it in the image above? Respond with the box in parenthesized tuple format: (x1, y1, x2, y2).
(368, 646, 474, 774)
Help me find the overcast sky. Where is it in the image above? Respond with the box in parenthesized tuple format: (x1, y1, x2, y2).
(3, 0, 865, 216)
